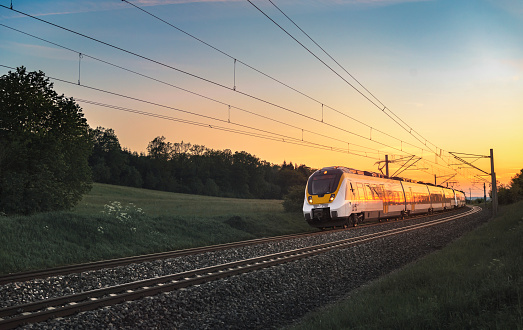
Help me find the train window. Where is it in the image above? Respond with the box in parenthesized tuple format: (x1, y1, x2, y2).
(365, 185, 373, 201)
(368, 185, 380, 200)
(308, 172, 341, 195)
(356, 183, 365, 200)
(346, 182, 357, 200)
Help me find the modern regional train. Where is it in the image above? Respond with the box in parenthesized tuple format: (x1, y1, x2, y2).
(303, 166, 466, 229)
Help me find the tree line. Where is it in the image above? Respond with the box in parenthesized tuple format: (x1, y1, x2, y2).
(90, 128, 313, 200)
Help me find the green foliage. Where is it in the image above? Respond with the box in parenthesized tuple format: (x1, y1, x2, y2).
(0, 67, 92, 214)
(283, 185, 306, 212)
(289, 202, 523, 330)
(498, 169, 523, 205)
(101, 201, 145, 233)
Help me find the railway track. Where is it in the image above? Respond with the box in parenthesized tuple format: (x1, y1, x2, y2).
(0, 206, 481, 329)
(0, 231, 323, 286)
(0, 207, 468, 286)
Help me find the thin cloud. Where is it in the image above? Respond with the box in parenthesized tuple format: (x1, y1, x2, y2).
(3, 0, 428, 18)
(2, 0, 240, 18)
(2, 2, 124, 17)
(5, 42, 74, 61)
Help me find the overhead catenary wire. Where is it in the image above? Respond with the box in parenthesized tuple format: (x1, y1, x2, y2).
(247, 0, 442, 158)
(0, 6, 480, 185)
(120, 0, 466, 181)
(0, 63, 379, 159)
(266, 0, 384, 110)
(0, 24, 398, 159)
(0, 19, 419, 162)
(75, 99, 377, 157)
(252, 1, 489, 185)
(119, 0, 434, 157)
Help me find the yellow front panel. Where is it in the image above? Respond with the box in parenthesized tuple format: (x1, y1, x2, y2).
(308, 194, 334, 205)
(306, 174, 343, 204)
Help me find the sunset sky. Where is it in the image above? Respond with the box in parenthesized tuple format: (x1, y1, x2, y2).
(1, 0, 522, 196)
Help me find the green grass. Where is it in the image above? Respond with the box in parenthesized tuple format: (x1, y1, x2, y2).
(288, 201, 523, 330)
(74, 183, 285, 217)
(0, 183, 312, 274)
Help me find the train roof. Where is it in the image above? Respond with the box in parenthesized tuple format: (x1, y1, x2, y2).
(319, 166, 459, 190)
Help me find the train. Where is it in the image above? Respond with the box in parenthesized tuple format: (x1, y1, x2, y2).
(303, 166, 466, 229)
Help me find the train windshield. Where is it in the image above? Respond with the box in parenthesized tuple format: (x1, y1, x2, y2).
(308, 171, 342, 195)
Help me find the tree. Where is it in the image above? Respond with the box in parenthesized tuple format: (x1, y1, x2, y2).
(89, 127, 130, 185)
(0, 67, 92, 214)
(147, 136, 172, 161)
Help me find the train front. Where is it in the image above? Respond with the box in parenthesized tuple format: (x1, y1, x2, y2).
(303, 167, 351, 228)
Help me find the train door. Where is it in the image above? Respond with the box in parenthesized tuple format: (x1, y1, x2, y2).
(356, 183, 366, 212)
(381, 184, 388, 214)
(409, 187, 415, 212)
(346, 181, 359, 212)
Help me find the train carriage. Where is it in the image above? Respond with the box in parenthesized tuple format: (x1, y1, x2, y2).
(400, 181, 431, 215)
(455, 190, 466, 207)
(303, 166, 467, 229)
(427, 185, 445, 212)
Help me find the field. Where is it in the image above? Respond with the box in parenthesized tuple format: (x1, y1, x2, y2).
(0, 183, 312, 274)
(288, 201, 523, 329)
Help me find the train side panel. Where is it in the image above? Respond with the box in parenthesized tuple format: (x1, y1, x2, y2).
(381, 180, 406, 218)
(427, 185, 445, 212)
(347, 177, 384, 220)
(401, 182, 431, 215)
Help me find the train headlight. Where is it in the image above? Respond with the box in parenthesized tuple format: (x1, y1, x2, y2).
(329, 194, 335, 202)
(308, 196, 313, 204)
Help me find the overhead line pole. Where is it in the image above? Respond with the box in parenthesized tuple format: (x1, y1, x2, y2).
(385, 155, 389, 178)
(490, 149, 498, 216)
(449, 149, 497, 216)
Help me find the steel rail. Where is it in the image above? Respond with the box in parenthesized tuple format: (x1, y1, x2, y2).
(0, 231, 324, 285)
(0, 206, 480, 329)
(0, 208, 467, 285)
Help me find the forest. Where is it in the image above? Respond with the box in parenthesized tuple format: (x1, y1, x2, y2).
(90, 127, 314, 200)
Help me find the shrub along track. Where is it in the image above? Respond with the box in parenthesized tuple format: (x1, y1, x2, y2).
(0, 206, 480, 329)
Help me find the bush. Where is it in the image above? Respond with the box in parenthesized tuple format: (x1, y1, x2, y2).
(0, 67, 92, 214)
(282, 185, 306, 212)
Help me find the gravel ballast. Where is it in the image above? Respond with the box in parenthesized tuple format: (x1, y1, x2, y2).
(2, 208, 490, 329)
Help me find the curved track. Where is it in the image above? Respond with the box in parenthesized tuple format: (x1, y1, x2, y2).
(0, 206, 481, 329)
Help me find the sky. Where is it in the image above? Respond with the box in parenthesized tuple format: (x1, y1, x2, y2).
(1, 0, 522, 196)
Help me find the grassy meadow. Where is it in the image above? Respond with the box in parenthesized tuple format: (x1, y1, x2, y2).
(0, 183, 313, 274)
(288, 201, 523, 330)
